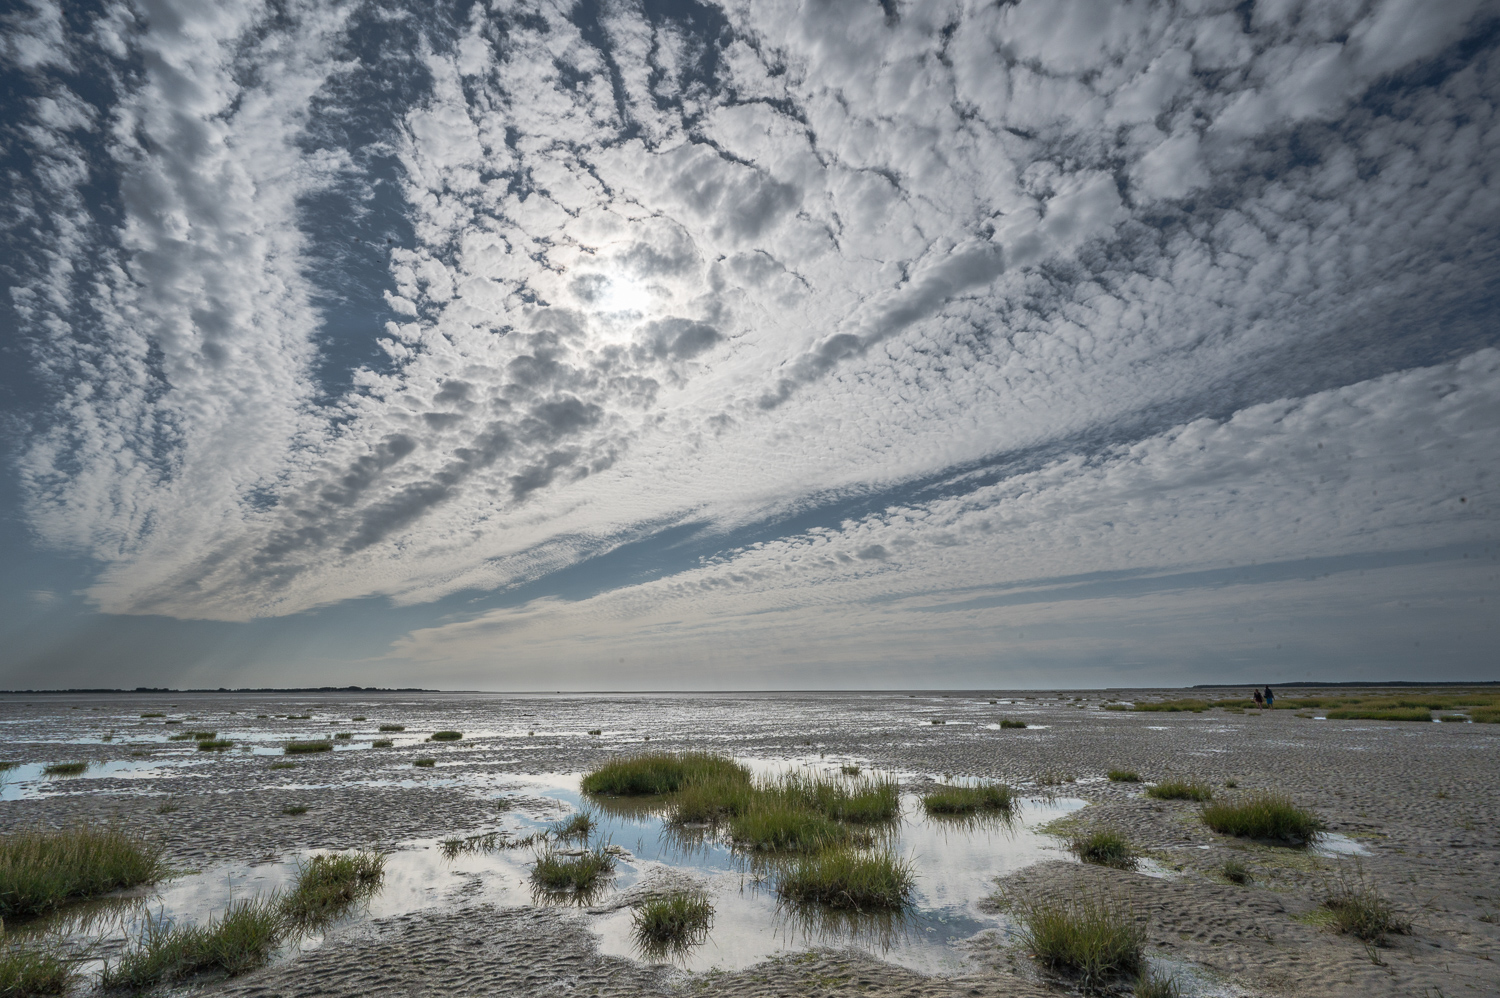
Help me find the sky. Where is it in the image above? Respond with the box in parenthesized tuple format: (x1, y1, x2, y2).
(0, 0, 1496, 691)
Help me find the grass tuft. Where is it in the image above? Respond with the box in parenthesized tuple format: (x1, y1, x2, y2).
(371, 739, 393, 748)
(280, 850, 385, 926)
(100, 898, 283, 987)
(197, 739, 234, 752)
(333, 733, 352, 740)
(351, 716, 366, 721)
(281, 805, 307, 816)
(378, 724, 405, 732)
(921, 782, 1014, 815)
(1322, 865, 1410, 944)
(840, 764, 862, 777)
(1145, 780, 1213, 802)
(1221, 859, 1251, 884)
(283, 741, 332, 755)
(1134, 968, 1182, 998)
(0, 941, 73, 995)
(413, 758, 436, 767)
(581, 752, 749, 797)
(139, 713, 165, 718)
(776, 848, 914, 911)
(1015, 894, 1144, 989)
(998, 719, 1027, 729)
(268, 761, 297, 770)
(530, 848, 616, 901)
(1069, 828, 1136, 869)
(587, 729, 602, 736)
(550, 812, 595, 841)
(1201, 793, 1323, 845)
(632, 888, 714, 957)
(41, 762, 87, 777)
(0, 827, 166, 919)
(729, 803, 848, 852)
(1325, 708, 1432, 722)
(429, 731, 462, 741)
(1107, 770, 1141, 783)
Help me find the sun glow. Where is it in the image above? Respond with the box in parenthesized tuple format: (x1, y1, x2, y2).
(595, 275, 652, 315)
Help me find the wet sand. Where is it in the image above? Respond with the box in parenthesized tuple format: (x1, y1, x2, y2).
(2, 690, 1497, 996)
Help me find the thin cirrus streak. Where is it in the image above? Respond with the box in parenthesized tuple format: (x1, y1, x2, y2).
(2, 0, 1496, 633)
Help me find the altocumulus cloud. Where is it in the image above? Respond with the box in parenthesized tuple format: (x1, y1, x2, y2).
(1, 0, 1496, 680)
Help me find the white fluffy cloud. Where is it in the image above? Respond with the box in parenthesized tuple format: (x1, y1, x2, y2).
(4, 0, 1496, 684)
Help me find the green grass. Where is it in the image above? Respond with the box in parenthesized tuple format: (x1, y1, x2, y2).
(1134, 968, 1182, 998)
(140, 713, 165, 718)
(1107, 770, 1141, 783)
(283, 741, 332, 755)
(775, 848, 914, 911)
(333, 733, 352, 740)
(550, 812, 595, 840)
(1439, 714, 1469, 722)
(1015, 894, 1144, 990)
(1201, 793, 1323, 845)
(351, 716, 366, 721)
(840, 764, 862, 776)
(268, 762, 297, 770)
(1145, 780, 1213, 802)
(280, 805, 307, 816)
(930, 719, 946, 724)
(632, 888, 714, 957)
(728, 803, 849, 852)
(998, 719, 1027, 729)
(167, 732, 197, 741)
(1221, 859, 1251, 884)
(196, 739, 233, 752)
(0, 762, 18, 772)
(669, 774, 756, 824)
(100, 898, 283, 988)
(41, 762, 87, 777)
(0, 940, 73, 995)
(378, 724, 405, 732)
(530, 848, 616, 900)
(371, 739, 393, 748)
(413, 758, 436, 767)
(581, 752, 749, 797)
(280, 850, 385, 926)
(1069, 828, 1135, 869)
(429, 731, 462, 741)
(1325, 708, 1432, 722)
(0, 827, 166, 919)
(921, 782, 1014, 815)
(772, 772, 900, 823)
(587, 729, 602, 736)
(1131, 699, 1210, 713)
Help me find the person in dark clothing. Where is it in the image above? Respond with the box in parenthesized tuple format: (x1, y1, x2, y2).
(1264, 686, 1274, 708)
(1253, 688, 1263, 707)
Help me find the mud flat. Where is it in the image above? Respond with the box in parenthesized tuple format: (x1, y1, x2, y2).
(1, 689, 1497, 997)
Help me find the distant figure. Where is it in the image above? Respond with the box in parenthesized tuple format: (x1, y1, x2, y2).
(1264, 686, 1275, 709)
(1253, 688, 1264, 707)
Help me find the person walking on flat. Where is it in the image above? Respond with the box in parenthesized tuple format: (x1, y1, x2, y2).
(1253, 688, 1263, 707)
(1264, 686, 1274, 709)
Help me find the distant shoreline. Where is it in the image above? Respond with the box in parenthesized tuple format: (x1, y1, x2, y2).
(1, 681, 1496, 694)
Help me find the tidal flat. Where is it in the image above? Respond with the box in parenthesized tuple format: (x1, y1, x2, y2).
(0, 690, 1496, 998)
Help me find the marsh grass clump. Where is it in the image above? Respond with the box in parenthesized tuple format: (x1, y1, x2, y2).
(333, 733, 352, 741)
(530, 847, 616, 901)
(840, 764, 862, 777)
(1325, 707, 1432, 722)
(167, 732, 197, 742)
(669, 775, 755, 825)
(0, 828, 167, 918)
(1439, 714, 1468, 722)
(280, 850, 385, 926)
(776, 848, 914, 911)
(1134, 968, 1182, 998)
(632, 888, 714, 957)
(100, 898, 283, 988)
(1015, 894, 1145, 990)
(1131, 699, 1210, 713)
(998, 719, 1027, 729)
(371, 739, 393, 748)
(1069, 828, 1136, 869)
(351, 716, 366, 721)
(41, 762, 87, 777)
(1322, 864, 1410, 944)
(378, 724, 405, 732)
(1221, 859, 1251, 884)
(281, 805, 307, 816)
(773, 772, 900, 824)
(140, 713, 165, 718)
(550, 812, 595, 840)
(413, 758, 436, 767)
(1145, 780, 1213, 802)
(0, 940, 73, 995)
(930, 719, 946, 725)
(1201, 793, 1323, 845)
(729, 803, 849, 852)
(1107, 770, 1141, 783)
(581, 752, 749, 797)
(283, 741, 332, 755)
(587, 729, 602, 736)
(429, 731, 462, 741)
(921, 782, 1014, 816)
(196, 740, 233, 752)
